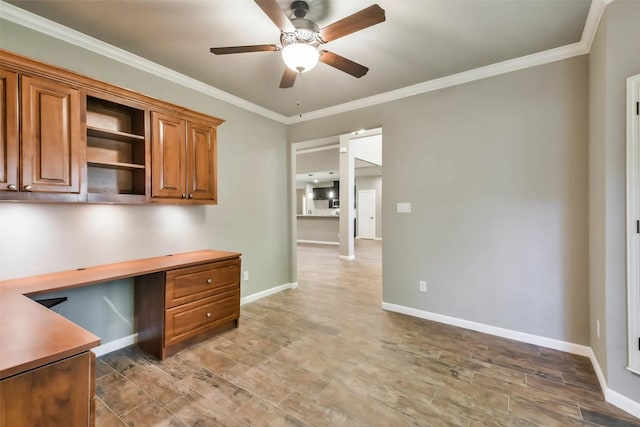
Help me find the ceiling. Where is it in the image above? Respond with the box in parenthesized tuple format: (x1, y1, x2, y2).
(4, 0, 592, 118)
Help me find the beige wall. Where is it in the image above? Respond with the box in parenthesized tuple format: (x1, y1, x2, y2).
(589, 0, 640, 403)
(0, 20, 291, 342)
(289, 55, 590, 345)
(296, 148, 339, 174)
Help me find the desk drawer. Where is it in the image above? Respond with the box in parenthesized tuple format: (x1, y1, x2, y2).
(166, 259, 240, 309)
(164, 289, 239, 346)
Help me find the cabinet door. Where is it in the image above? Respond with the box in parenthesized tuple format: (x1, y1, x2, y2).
(152, 111, 185, 198)
(21, 75, 82, 193)
(0, 351, 94, 427)
(186, 120, 216, 201)
(0, 69, 18, 192)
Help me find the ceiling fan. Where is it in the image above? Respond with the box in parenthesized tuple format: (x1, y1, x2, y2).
(210, 0, 386, 88)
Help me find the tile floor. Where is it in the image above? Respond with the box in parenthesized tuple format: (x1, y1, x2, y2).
(95, 241, 640, 426)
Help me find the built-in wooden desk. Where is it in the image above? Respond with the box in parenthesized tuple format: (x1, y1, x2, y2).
(0, 249, 241, 426)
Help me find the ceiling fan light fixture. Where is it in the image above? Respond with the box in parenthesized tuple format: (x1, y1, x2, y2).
(282, 43, 319, 73)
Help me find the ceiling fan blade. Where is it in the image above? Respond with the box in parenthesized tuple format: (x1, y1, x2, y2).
(210, 45, 279, 55)
(319, 4, 386, 43)
(319, 51, 369, 78)
(279, 68, 297, 88)
(254, 0, 295, 32)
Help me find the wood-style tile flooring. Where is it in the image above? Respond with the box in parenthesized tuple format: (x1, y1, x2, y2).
(96, 241, 640, 426)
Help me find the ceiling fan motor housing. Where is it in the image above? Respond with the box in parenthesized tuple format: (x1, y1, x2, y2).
(280, 18, 320, 48)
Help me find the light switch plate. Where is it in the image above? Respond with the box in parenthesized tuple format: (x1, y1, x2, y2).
(397, 202, 411, 213)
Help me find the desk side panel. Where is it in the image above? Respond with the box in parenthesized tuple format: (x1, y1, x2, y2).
(134, 272, 166, 359)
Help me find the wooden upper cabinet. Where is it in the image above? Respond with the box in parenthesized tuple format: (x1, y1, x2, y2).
(186, 120, 217, 201)
(152, 111, 186, 199)
(152, 112, 218, 203)
(0, 69, 18, 192)
(0, 50, 223, 204)
(21, 75, 83, 193)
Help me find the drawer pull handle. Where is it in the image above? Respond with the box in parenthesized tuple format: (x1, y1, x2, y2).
(207, 278, 212, 284)
(206, 312, 211, 318)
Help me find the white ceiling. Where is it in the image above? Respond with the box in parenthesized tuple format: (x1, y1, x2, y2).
(3, 0, 592, 118)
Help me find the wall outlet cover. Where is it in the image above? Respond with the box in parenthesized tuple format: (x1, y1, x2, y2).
(397, 202, 411, 213)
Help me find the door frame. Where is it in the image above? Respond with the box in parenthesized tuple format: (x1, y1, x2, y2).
(627, 72, 640, 375)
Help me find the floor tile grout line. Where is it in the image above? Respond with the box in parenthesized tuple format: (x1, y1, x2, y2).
(99, 360, 182, 421)
(96, 395, 129, 427)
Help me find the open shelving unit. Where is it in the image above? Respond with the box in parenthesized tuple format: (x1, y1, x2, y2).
(85, 95, 148, 202)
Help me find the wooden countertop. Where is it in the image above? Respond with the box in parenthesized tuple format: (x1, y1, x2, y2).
(0, 249, 240, 379)
(296, 215, 340, 219)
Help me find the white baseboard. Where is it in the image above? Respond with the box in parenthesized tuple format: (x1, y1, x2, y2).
(339, 255, 355, 260)
(588, 349, 640, 419)
(92, 333, 137, 357)
(383, 302, 640, 418)
(381, 302, 591, 356)
(605, 387, 640, 419)
(297, 240, 339, 246)
(241, 282, 298, 305)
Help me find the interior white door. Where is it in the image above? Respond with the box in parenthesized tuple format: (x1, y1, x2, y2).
(358, 190, 376, 239)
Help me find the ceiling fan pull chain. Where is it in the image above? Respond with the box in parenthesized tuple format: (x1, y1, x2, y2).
(297, 71, 303, 117)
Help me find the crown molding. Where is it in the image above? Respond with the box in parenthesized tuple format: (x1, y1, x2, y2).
(581, 0, 613, 52)
(287, 0, 610, 124)
(0, 0, 290, 124)
(0, 0, 611, 125)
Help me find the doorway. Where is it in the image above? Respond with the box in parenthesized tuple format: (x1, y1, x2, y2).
(290, 128, 383, 286)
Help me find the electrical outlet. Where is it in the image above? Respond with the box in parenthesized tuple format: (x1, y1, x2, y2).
(243, 271, 249, 281)
(596, 320, 600, 338)
(419, 280, 427, 292)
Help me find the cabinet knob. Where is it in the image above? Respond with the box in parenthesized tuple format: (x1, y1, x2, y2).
(7, 184, 17, 191)
(188, 194, 193, 199)
(207, 278, 212, 284)
(181, 194, 187, 199)
(206, 312, 211, 318)
(23, 185, 32, 191)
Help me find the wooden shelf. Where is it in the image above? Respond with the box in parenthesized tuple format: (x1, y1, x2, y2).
(87, 126, 144, 143)
(87, 160, 145, 170)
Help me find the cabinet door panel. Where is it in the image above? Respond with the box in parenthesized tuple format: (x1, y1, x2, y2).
(21, 75, 82, 193)
(152, 111, 185, 198)
(0, 351, 94, 427)
(186, 120, 216, 201)
(0, 69, 18, 192)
